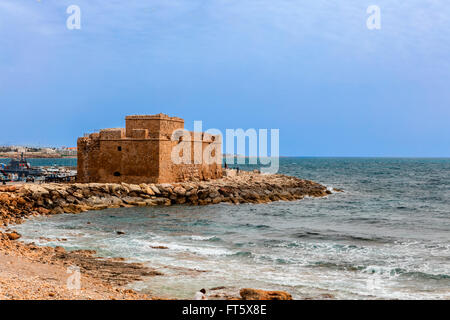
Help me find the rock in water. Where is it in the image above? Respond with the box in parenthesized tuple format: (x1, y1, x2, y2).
(150, 245, 169, 249)
(239, 288, 292, 300)
(6, 231, 21, 241)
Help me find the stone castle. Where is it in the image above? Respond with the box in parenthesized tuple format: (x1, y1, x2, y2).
(77, 114, 222, 184)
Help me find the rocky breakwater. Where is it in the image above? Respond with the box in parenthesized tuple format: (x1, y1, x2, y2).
(0, 171, 340, 226)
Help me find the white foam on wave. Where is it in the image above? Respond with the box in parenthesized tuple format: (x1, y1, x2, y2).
(144, 240, 233, 256)
(189, 235, 216, 241)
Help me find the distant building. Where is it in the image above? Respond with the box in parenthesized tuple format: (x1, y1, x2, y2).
(58, 147, 77, 156)
(42, 148, 56, 154)
(77, 114, 222, 184)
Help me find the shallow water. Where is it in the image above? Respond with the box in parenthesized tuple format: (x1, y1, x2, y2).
(15, 158, 450, 299)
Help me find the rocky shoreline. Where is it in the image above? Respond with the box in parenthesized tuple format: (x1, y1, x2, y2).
(0, 235, 157, 300)
(0, 172, 340, 300)
(0, 171, 337, 226)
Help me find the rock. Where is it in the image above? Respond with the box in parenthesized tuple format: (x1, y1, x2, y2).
(154, 197, 171, 206)
(72, 191, 84, 199)
(121, 196, 145, 205)
(54, 198, 68, 207)
(6, 231, 21, 240)
(127, 184, 142, 194)
(211, 196, 222, 204)
(116, 231, 125, 235)
(150, 245, 168, 249)
(149, 184, 160, 195)
(0, 185, 16, 192)
(208, 190, 220, 199)
(140, 184, 155, 196)
(65, 195, 78, 203)
(54, 246, 66, 253)
(37, 207, 50, 215)
(81, 188, 92, 198)
(225, 169, 237, 177)
(239, 288, 292, 300)
(210, 286, 227, 290)
(175, 197, 186, 204)
(173, 186, 186, 196)
(51, 206, 64, 215)
(27, 185, 49, 198)
(157, 183, 174, 194)
(143, 199, 158, 206)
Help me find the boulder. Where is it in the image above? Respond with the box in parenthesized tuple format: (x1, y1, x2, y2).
(81, 188, 92, 198)
(127, 184, 142, 194)
(211, 196, 223, 204)
(154, 197, 171, 206)
(175, 197, 186, 204)
(140, 184, 155, 196)
(208, 190, 220, 199)
(6, 231, 21, 240)
(173, 186, 186, 196)
(109, 183, 125, 195)
(37, 207, 51, 215)
(121, 196, 145, 205)
(28, 185, 50, 198)
(72, 191, 84, 199)
(239, 288, 292, 300)
(157, 183, 174, 194)
(54, 246, 66, 253)
(149, 184, 160, 194)
(51, 206, 65, 215)
(143, 199, 158, 206)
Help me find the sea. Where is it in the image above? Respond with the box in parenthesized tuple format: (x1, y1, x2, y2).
(0, 158, 77, 168)
(13, 158, 450, 299)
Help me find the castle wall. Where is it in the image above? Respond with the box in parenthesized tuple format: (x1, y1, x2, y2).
(77, 114, 222, 184)
(77, 133, 101, 183)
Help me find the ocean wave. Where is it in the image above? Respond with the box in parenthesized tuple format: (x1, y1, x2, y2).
(189, 235, 222, 242)
(400, 271, 450, 281)
(238, 223, 271, 229)
(310, 261, 365, 272)
(143, 240, 233, 257)
(310, 262, 450, 282)
(292, 230, 392, 243)
(361, 266, 450, 281)
(230, 251, 254, 258)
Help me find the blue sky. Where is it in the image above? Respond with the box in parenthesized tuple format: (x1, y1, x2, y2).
(0, 0, 449, 156)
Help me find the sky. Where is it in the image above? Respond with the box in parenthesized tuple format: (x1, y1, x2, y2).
(0, 0, 449, 157)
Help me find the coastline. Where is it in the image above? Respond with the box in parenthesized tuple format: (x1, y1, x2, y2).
(0, 153, 76, 159)
(0, 172, 338, 300)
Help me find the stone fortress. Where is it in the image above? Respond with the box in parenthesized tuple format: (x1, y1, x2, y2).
(77, 114, 222, 184)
